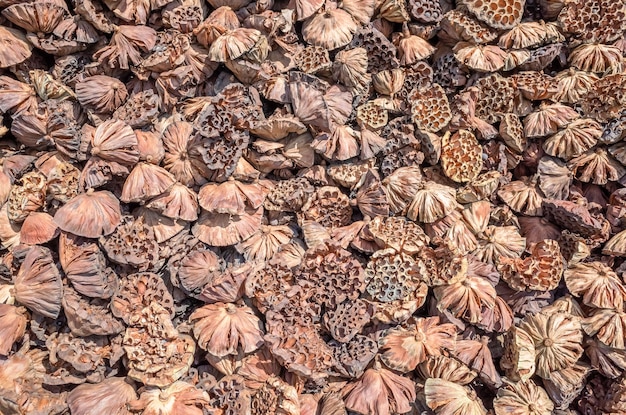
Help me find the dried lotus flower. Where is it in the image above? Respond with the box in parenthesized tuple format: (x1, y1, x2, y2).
(493, 379, 554, 415)
(454, 43, 507, 72)
(382, 166, 422, 214)
(498, 21, 547, 49)
(497, 176, 543, 216)
(569, 43, 623, 74)
(519, 311, 583, 378)
(570, 147, 626, 185)
(194, 7, 239, 47)
(343, 361, 416, 415)
(603, 229, 626, 257)
(76, 75, 128, 114)
(190, 302, 264, 357)
(93, 25, 157, 70)
(396, 25, 435, 65)
(553, 68, 599, 104)
(564, 261, 626, 310)
(0, 26, 32, 68)
(67, 377, 137, 415)
(501, 326, 536, 382)
(424, 378, 487, 415)
(441, 129, 483, 183)
(0, 76, 37, 115)
(0, 304, 27, 355)
(129, 381, 210, 415)
(454, 336, 502, 387)
(209, 28, 266, 62)
(418, 355, 477, 385)
(236, 225, 294, 262)
(372, 69, 405, 97)
(332, 47, 371, 94)
(20, 212, 59, 246)
(585, 338, 626, 379)
(121, 162, 176, 203)
(543, 118, 602, 161)
(90, 119, 139, 166)
(434, 269, 497, 324)
(408, 181, 459, 223)
(379, 316, 457, 372)
(524, 102, 580, 139)
(582, 308, 626, 350)
(14, 246, 63, 319)
(302, 8, 357, 50)
(198, 178, 269, 215)
(54, 190, 121, 238)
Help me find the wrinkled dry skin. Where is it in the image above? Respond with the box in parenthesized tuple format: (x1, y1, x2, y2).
(0, 0, 626, 413)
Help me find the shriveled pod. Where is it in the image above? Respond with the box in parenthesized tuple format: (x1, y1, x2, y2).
(493, 379, 554, 415)
(146, 182, 198, 222)
(67, 377, 137, 415)
(14, 246, 63, 319)
(121, 162, 176, 203)
(454, 43, 507, 72)
(379, 316, 457, 372)
(20, 212, 59, 245)
(408, 181, 459, 223)
(454, 337, 502, 387)
(76, 75, 128, 114)
(569, 43, 623, 74)
(501, 326, 536, 382)
(418, 355, 477, 385)
(524, 102, 580, 139)
(333, 47, 371, 94)
(498, 21, 548, 49)
(209, 28, 267, 62)
(543, 118, 602, 161)
(396, 24, 435, 65)
(424, 378, 487, 415)
(0, 26, 32, 68)
(54, 189, 122, 238)
(194, 6, 240, 47)
(0, 304, 27, 355)
(89, 119, 139, 166)
(7, 171, 47, 223)
(94, 25, 157, 70)
(302, 8, 357, 50)
(198, 178, 269, 215)
(193, 206, 263, 246)
(564, 261, 626, 310)
(2, 1, 66, 33)
(190, 302, 264, 357)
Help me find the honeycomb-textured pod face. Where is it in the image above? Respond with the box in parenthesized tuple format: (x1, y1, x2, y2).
(558, 0, 626, 43)
(498, 239, 564, 292)
(472, 74, 515, 124)
(439, 10, 499, 45)
(512, 71, 558, 101)
(295, 45, 332, 74)
(441, 129, 483, 183)
(323, 298, 372, 343)
(350, 25, 400, 72)
(499, 113, 526, 154)
(368, 215, 430, 254)
(409, 83, 452, 133)
(330, 334, 378, 378)
(365, 248, 427, 302)
(408, 0, 443, 23)
(301, 186, 353, 228)
(465, 0, 526, 30)
(8, 171, 46, 223)
(356, 101, 389, 130)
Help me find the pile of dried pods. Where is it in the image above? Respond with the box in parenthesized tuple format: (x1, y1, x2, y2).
(1, 0, 626, 413)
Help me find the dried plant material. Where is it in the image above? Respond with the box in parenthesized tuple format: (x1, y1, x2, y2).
(408, 181, 459, 223)
(129, 381, 210, 415)
(0, 304, 27, 355)
(121, 162, 176, 203)
(497, 176, 543, 216)
(198, 178, 268, 215)
(62, 284, 124, 337)
(501, 326, 536, 382)
(14, 246, 63, 319)
(582, 308, 626, 350)
(94, 25, 157, 70)
(424, 378, 487, 415)
(498, 239, 564, 291)
(454, 336, 501, 387)
(365, 248, 427, 304)
(333, 47, 371, 94)
(564, 261, 626, 310)
(454, 43, 507, 72)
(396, 25, 435, 65)
(524, 103, 580, 139)
(53, 189, 121, 238)
(434, 268, 497, 324)
(553, 68, 599, 104)
(19, 212, 59, 245)
(190, 302, 264, 357)
(418, 355, 477, 385)
(493, 379, 554, 415)
(441, 129, 482, 183)
(569, 43, 623, 74)
(76, 75, 128, 114)
(67, 377, 137, 415)
(0, 26, 33, 68)
(519, 311, 583, 378)
(543, 118, 602, 161)
(439, 10, 498, 45)
(558, 0, 626, 43)
(111, 272, 174, 325)
(543, 198, 609, 242)
(570, 147, 626, 185)
(343, 361, 416, 415)
(409, 84, 451, 133)
(302, 8, 357, 50)
(379, 316, 456, 372)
